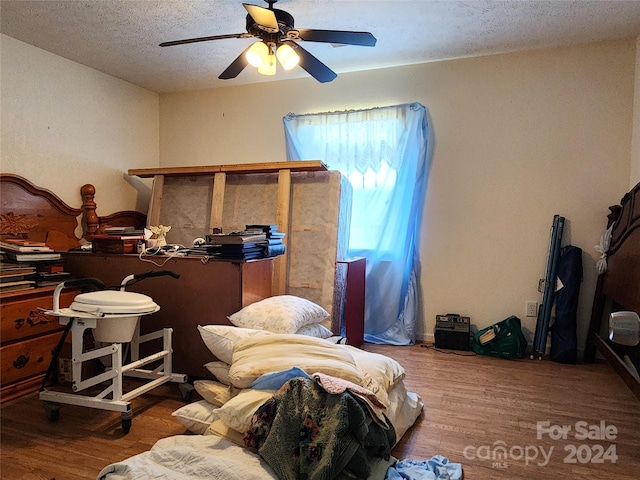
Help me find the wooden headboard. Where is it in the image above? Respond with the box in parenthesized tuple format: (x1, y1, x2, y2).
(0, 174, 146, 248)
(585, 181, 640, 400)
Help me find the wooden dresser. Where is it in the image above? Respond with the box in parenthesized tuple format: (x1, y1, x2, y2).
(0, 286, 79, 402)
(62, 252, 274, 378)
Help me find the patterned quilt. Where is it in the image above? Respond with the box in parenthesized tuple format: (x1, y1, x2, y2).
(244, 377, 396, 480)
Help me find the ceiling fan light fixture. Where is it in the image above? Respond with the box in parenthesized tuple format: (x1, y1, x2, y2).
(258, 52, 277, 75)
(276, 43, 300, 70)
(160, 1, 376, 83)
(246, 41, 269, 67)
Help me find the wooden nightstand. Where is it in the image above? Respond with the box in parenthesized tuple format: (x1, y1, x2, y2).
(0, 286, 79, 403)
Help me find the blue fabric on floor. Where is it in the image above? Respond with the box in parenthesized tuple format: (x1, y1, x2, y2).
(385, 456, 463, 480)
(249, 366, 311, 390)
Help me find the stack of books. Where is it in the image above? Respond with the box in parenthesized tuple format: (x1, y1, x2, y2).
(102, 226, 144, 236)
(91, 226, 145, 254)
(0, 263, 36, 292)
(0, 240, 62, 262)
(205, 231, 267, 260)
(205, 231, 267, 246)
(204, 225, 286, 260)
(246, 224, 286, 257)
(34, 263, 72, 287)
(0, 239, 69, 292)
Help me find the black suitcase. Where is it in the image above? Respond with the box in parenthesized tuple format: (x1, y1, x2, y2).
(550, 245, 583, 364)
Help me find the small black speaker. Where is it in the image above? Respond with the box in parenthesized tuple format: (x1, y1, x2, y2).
(434, 314, 471, 350)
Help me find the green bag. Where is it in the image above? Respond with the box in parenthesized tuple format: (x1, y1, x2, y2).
(472, 315, 527, 359)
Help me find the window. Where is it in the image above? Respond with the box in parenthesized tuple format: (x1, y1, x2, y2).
(284, 103, 432, 344)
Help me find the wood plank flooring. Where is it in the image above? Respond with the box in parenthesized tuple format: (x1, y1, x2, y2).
(1, 343, 639, 479)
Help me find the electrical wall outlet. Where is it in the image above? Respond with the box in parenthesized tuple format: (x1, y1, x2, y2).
(526, 301, 538, 317)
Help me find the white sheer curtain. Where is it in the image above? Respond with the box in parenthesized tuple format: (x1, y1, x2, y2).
(283, 103, 433, 344)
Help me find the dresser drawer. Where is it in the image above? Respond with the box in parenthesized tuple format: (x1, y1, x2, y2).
(0, 331, 61, 386)
(1, 289, 77, 343)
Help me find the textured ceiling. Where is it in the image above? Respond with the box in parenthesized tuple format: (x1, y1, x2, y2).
(2, 0, 640, 93)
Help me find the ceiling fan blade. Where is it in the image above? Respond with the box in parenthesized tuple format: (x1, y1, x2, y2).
(243, 3, 279, 32)
(293, 43, 337, 83)
(218, 44, 253, 80)
(295, 29, 376, 47)
(160, 33, 252, 47)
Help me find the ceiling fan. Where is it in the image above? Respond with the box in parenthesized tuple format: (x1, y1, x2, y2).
(159, 0, 376, 83)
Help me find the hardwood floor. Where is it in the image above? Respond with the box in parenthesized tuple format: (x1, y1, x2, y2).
(1, 343, 639, 479)
(371, 344, 640, 479)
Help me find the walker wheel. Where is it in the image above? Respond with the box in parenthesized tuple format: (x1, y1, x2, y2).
(121, 411, 132, 434)
(179, 382, 194, 402)
(43, 401, 60, 423)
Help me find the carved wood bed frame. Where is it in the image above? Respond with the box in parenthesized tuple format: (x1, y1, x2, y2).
(585, 181, 640, 400)
(0, 173, 146, 247)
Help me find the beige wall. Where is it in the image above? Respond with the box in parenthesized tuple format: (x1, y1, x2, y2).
(0, 35, 159, 213)
(161, 40, 635, 354)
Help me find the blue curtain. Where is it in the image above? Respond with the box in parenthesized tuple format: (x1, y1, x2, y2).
(283, 103, 433, 345)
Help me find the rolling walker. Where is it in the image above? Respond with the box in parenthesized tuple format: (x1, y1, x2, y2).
(39, 270, 191, 433)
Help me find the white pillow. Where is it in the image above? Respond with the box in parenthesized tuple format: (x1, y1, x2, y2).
(228, 295, 329, 334)
(228, 334, 364, 389)
(296, 323, 333, 339)
(198, 325, 273, 364)
(194, 380, 234, 407)
(204, 418, 247, 448)
(214, 388, 275, 433)
(204, 361, 232, 385)
(346, 346, 406, 392)
(171, 400, 218, 434)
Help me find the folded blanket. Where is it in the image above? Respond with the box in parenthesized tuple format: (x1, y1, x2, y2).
(96, 435, 279, 480)
(244, 377, 396, 480)
(312, 372, 389, 428)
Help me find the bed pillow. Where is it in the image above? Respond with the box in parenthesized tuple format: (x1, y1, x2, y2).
(295, 323, 333, 339)
(228, 295, 329, 334)
(345, 345, 406, 392)
(198, 325, 273, 364)
(204, 418, 247, 448)
(171, 400, 218, 434)
(214, 388, 275, 433)
(194, 380, 235, 407)
(228, 334, 363, 389)
(204, 361, 232, 385)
